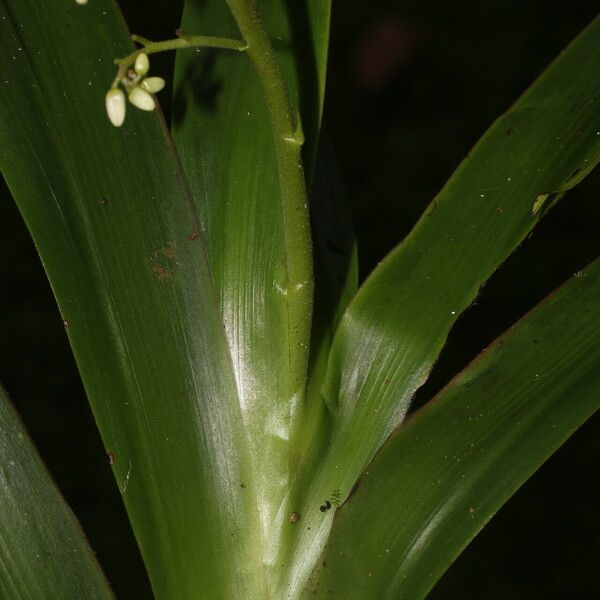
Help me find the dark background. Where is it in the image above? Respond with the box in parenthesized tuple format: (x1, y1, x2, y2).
(1, 1, 599, 598)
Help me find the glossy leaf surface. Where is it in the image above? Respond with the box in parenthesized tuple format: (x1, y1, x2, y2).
(283, 15, 600, 597)
(0, 1, 264, 597)
(0, 385, 112, 599)
(311, 258, 600, 599)
(172, 0, 331, 583)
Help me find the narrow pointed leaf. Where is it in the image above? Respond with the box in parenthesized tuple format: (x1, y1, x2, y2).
(283, 16, 600, 596)
(0, 385, 112, 599)
(0, 1, 264, 597)
(172, 0, 330, 583)
(311, 258, 600, 599)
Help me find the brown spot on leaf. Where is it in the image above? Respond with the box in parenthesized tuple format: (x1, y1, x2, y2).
(98, 197, 107, 206)
(186, 231, 200, 241)
(289, 512, 300, 523)
(151, 263, 173, 280)
(150, 243, 177, 280)
(107, 451, 115, 465)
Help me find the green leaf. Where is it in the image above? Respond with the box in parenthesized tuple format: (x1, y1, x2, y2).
(311, 258, 600, 599)
(0, 385, 112, 599)
(282, 15, 600, 597)
(0, 1, 264, 597)
(172, 0, 331, 585)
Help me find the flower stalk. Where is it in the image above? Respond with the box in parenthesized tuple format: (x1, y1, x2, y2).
(111, 35, 248, 89)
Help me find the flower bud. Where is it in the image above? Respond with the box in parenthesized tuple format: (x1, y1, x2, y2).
(134, 53, 150, 76)
(140, 77, 166, 94)
(105, 88, 126, 127)
(128, 87, 155, 111)
(75, 0, 88, 4)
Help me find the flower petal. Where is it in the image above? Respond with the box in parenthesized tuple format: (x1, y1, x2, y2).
(105, 88, 126, 127)
(128, 87, 155, 111)
(140, 77, 166, 94)
(134, 53, 150, 76)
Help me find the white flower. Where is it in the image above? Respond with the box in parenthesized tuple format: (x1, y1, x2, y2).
(105, 88, 126, 127)
(140, 77, 166, 94)
(128, 87, 155, 111)
(134, 53, 150, 76)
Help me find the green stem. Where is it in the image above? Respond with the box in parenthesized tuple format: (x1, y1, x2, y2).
(224, 0, 314, 397)
(112, 35, 247, 88)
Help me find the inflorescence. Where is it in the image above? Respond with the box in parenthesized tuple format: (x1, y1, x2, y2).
(105, 52, 165, 127)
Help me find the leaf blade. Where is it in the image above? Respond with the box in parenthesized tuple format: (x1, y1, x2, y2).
(0, 1, 264, 597)
(283, 15, 600, 596)
(0, 385, 113, 599)
(311, 258, 600, 599)
(324, 14, 600, 475)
